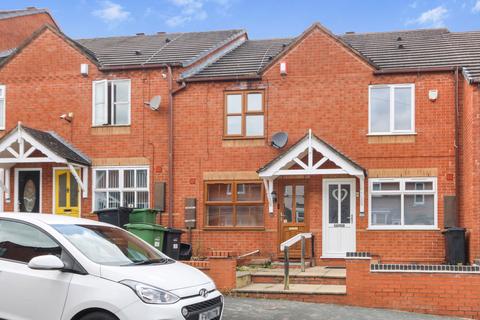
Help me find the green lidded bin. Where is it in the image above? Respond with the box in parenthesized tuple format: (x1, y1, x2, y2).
(125, 223, 167, 251)
(129, 208, 158, 224)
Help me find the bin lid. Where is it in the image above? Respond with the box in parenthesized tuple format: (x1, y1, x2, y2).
(93, 208, 119, 214)
(132, 208, 158, 214)
(442, 227, 466, 233)
(165, 228, 184, 234)
(124, 223, 167, 231)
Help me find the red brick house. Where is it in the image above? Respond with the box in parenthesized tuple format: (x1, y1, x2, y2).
(0, 20, 480, 267)
(0, 7, 59, 53)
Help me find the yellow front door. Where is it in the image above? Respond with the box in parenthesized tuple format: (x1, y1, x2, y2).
(55, 169, 80, 217)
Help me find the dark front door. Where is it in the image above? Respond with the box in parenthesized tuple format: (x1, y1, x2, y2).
(18, 170, 40, 213)
(279, 181, 309, 258)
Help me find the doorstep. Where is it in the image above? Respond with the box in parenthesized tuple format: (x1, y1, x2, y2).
(233, 283, 346, 295)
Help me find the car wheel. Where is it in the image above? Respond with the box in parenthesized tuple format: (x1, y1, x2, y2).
(79, 311, 118, 320)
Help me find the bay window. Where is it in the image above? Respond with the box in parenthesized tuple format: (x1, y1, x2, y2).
(92, 79, 131, 126)
(93, 167, 149, 210)
(225, 91, 264, 138)
(205, 181, 264, 228)
(369, 178, 437, 229)
(369, 84, 415, 135)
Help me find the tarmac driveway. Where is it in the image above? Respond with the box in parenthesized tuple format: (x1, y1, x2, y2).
(222, 297, 461, 320)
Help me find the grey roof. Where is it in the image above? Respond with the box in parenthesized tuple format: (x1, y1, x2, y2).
(188, 27, 480, 83)
(185, 38, 294, 80)
(340, 29, 480, 83)
(0, 7, 50, 20)
(76, 29, 245, 68)
(21, 125, 91, 166)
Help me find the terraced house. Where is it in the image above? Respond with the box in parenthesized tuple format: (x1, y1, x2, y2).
(1, 9, 480, 271)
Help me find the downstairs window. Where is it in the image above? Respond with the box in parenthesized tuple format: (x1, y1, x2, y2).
(369, 177, 437, 229)
(205, 181, 264, 228)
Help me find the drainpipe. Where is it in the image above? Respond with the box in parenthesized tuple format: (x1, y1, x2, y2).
(454, 66, 460, 227)
(167, 65, 187, 228)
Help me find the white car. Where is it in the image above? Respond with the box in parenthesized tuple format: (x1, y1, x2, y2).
(0, 213, 223, 320)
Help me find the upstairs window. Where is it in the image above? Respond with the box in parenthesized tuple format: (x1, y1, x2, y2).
(0, 85, 5, 130)
(92, 80, 131, 126)
(225, 91, 264, 138)
(369, 84, 414, 135)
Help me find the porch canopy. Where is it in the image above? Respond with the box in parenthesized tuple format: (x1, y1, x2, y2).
(258, 130, 366, 213)
(0, 122, 91, 200)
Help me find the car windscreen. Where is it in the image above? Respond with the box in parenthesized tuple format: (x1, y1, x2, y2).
(53, 224, 172, 266)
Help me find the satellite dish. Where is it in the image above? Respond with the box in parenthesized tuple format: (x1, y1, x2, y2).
(271, 132, 288, 149)
(145, 95, 161, 111)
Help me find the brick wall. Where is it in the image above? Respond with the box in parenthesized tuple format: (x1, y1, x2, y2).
(0, 12, 57, 51)
(346, 258, 480, 319)
(183, 251, 237, 292)
(172, 27, 457, 262)
(459, 79, 480, 262)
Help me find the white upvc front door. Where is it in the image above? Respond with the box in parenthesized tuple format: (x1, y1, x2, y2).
(322, 178, 356, 258)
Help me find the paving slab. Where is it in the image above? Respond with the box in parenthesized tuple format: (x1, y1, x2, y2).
(223, 297, 462, 320)
(233, 283, 347, 295)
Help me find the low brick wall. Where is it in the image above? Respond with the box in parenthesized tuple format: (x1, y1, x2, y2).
(183, 251, 237, 292)
(346, 258, 480, 319)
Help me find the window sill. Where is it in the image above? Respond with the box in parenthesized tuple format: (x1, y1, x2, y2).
(223, 136, 265, 140)
(367, 227, 440, 231)
(91, 126, 131, 136)
(366, 132, 417, 137)
(203, 227, 265, 232)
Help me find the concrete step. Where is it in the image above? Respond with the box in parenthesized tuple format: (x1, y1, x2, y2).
(233, 283, 347, 295)
(251, 266, 346, 285)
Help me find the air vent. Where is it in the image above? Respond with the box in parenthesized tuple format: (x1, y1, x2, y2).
(165, 38, 171, 43)
(397, 36, 403, 41)
(398, 44, 405, 49)
(135, 50, 142, 55)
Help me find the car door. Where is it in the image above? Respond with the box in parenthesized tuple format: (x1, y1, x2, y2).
(0, 219, 73, 320)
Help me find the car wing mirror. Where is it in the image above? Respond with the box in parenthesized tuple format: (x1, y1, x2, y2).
(28, 255, 65, 270)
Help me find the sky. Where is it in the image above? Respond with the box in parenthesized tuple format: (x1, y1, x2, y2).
(3, 0, 480, 39)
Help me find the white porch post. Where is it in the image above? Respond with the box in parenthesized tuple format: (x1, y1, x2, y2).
(4, 168, 10, 203)
(358, 175, 365, 216)
(68, 164, 87, 197)
(82, 167, 89, 198)
(263, 178, 275, 214)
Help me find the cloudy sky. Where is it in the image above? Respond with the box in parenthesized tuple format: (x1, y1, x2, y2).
(3, 0, 480, 39)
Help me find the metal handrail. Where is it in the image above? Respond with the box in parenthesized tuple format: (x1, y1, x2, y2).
(280, 232, 315, 290)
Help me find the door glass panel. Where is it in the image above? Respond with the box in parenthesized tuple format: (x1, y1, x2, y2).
(295, 185, 305, 223)
(58, 173, 67, 207)
(283, 185, 293, 222)
(329, 184, 339, 224)
(70, 174, 78, 207)
(340, 184, 351, 224)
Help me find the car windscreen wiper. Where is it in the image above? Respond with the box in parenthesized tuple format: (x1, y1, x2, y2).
(125, 258, 174, 266)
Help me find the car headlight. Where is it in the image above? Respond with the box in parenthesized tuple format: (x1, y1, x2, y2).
(120, 280, 180, 304)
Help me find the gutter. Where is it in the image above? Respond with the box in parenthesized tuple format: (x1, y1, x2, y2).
(373, 66, 457, 75)
(181, 74, 262, 83)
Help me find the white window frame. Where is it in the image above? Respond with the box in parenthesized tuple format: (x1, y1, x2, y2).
(0, 85, 6, 130)
(368, 177, 437, 230)
(368, 84, 415, 135)
(92, 166, 149, 210)
(92, 79, 131, 126)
